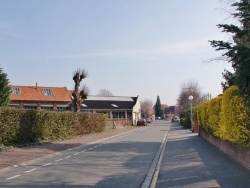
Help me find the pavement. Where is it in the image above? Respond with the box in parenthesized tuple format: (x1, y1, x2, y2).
(156, 123, 250, 188)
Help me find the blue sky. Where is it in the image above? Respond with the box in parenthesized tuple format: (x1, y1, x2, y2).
(0, 0, 234, 105)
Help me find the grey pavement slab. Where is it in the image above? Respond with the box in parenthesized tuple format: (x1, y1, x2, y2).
(156, 123, 250, 188)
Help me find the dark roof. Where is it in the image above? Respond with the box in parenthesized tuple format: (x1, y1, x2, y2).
(81, 96, 137, 110)
(165, 106, 175, 113)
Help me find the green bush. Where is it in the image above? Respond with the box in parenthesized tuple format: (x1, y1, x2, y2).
(0, 107, 107, 147)
(197, 102, 209, 132)
(208, 97, 222, 135)
(219, 86, 250, 146)
(197, 86, 250, 147)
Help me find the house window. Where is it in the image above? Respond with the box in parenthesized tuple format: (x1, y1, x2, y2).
(41, 88, 54, 96)
(41, 106, 53, 111)
(11, 87, 21, 95)
(112, 112, 125, 119)
(24, 106, 37, 110)
(57, 106, 68, 111)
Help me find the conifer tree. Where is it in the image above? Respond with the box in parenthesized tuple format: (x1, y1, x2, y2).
(0, 67, 11, 106)
(155, 95, 164, 118)
(210, 0, 250, 97)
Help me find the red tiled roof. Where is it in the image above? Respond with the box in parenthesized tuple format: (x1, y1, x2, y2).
(10, 85, 72, 102)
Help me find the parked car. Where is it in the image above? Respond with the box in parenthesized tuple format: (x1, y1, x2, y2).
(172, 117, 180, 122)
(146, 118, 151, 123)
(137, 119, 147, 126)
(155, 116, 161, 120)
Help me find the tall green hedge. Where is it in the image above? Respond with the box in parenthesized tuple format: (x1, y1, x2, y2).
(0, 108, 107, 147)
(197, 102, 209, 132)
(219, 86, 250, 145)
(208, 96, 222, 135)
(197, 86, 250, 147)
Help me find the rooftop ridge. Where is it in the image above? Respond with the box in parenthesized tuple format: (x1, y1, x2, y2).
(10, 85, 68, 89)
(86, 95, 135, 102)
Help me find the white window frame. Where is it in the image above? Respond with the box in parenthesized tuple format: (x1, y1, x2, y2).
(41, 88, 54, 96)
(11, 87, 21, 95)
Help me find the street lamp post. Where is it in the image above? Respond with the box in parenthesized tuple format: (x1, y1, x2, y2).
(189, 95, 193, 131)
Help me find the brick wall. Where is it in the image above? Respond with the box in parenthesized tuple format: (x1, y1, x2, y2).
(193, 119, 199, 133)
(106, 119, 132, 129)
(200, 130, 250, 169)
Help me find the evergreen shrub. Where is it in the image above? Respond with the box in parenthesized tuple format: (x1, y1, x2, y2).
(0, 107, 107, 147)
(197, 86, 250, 147)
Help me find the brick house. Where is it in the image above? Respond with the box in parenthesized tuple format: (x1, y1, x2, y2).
(9, 85, 141, 126)
(9, 85, 72, 111)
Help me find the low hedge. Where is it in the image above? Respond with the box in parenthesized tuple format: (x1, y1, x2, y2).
(0, 107, 107, 147)
(180, 117, 191, 129)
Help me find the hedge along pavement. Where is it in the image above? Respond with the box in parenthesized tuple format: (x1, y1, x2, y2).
(197, 86, 250, 147)
(0, 107, 107, 148)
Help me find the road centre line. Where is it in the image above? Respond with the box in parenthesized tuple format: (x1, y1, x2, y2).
(65, 156, 71, 158)
(88, 127, 143, 145)
(25, 168, 37, 173)
(141, 126, 170, 188)
(55, 159, 63, 162)
(42, 163, 51, 167)
(6, 175, 21, 180)
(64, 127, 145, 155)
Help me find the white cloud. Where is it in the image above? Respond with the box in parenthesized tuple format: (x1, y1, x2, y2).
(46, 34, 226, 61)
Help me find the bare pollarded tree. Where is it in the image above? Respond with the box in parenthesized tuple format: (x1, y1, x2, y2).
(176, 80, 211, 114)
(141, 99, 154, 118)
(71, 69, 90, 112)
(97, 89, 114, 96)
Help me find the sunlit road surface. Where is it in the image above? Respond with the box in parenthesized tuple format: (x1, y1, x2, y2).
(0, 121, 169, 188)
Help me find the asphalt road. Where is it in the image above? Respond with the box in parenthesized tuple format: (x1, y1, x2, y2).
(0, 121, 170, 188)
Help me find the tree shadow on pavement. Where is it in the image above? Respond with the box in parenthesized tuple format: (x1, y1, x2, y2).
(156, 125, 250, 188)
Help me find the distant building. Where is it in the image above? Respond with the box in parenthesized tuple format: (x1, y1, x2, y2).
(9, 85, 141, 126)
(81, 95, 141, 126)
(164, 106, 175, 119)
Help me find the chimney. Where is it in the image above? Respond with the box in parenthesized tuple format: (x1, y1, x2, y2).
(36, 82, 37, 89)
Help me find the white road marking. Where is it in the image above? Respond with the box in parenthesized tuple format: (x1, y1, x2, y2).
(88, 127, 141, 144)
(42, 163, 51, 167)
(25, 168, 37, 173)
(3, 127, 145, 182)
(6, 175, 21, 180)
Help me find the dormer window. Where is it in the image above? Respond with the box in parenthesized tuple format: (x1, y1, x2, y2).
(11, 87, 21, 95)
(41, 88, 54, 96)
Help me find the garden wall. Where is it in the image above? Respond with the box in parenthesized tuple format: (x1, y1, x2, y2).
(200, 129, 250, 169)
(106, 118, 132, 129)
